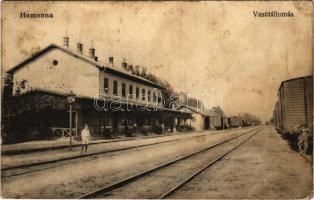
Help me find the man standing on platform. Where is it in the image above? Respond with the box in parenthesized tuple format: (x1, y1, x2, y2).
(81, 124, 91, 155)
(298, 125, 309, 154)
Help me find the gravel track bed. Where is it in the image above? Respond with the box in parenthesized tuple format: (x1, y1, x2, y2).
(2, 128, 254, 198)
(168, 126, 312, 199)
(95, 131, 256, 199)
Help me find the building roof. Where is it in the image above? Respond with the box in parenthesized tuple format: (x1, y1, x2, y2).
(15, 87, 192, 115)
(278, 75, 312, 92)
(182, 105, 221, 117)
(7, 44, 164, 89)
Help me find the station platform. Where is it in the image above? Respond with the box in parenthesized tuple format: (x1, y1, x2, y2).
(2, 131, 191, 155)
(2, 129, 235, 169)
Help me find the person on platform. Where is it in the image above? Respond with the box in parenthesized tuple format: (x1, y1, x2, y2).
(298, 125, 309, 154)
(133, 122, 137, 135)
(81, 124, 91, 155)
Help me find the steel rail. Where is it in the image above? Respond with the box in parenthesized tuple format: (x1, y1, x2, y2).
(2, 139, 180, 172)
(300, 154, 313, 164)
(2, 128, 251, 178)
(77, 127, 261, 199)
(158, 128, 261, 199)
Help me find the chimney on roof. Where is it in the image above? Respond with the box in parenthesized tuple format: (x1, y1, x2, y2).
(63, 36, 69, 48)
(77, 43, 83, 54)
(109, 57, 114, 67)
(122, 59, 127, 70)
(89, 47, 95, 58)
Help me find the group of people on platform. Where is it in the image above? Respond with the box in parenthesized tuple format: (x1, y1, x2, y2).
(79, 122, 185, 155)
(81, 123, 312, 155)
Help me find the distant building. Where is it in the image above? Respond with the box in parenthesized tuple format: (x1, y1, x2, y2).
(179, 105, 222, 131)
(229, 116, 240, 128)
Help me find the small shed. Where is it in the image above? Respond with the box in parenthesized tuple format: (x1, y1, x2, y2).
(181, 106, 222, 131)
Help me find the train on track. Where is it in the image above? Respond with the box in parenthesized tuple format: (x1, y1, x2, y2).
(273, 76, 313, 152)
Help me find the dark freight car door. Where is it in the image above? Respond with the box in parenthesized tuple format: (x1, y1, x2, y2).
(283, 78, 306, 133)
(204, 117, 210, 130)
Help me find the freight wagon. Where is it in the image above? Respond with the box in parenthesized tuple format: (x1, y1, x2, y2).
(209, 115, 222, 129)
(229, 116, 240, 128)
(274, 76, 313, 135)
(273, 101, 281, 131)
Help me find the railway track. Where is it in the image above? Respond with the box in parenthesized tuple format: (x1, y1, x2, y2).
(1, 127, 252, 178)
(77, 127, 261, 199)
(300, 153, 313, 164)
(1, 138, 181, 178)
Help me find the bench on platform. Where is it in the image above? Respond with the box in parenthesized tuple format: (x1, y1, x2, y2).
(51, 127, 77, 137)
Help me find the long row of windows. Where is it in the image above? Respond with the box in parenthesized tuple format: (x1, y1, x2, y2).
(104, 78, 158, 102)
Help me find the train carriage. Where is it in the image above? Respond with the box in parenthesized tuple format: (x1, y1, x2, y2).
(229, 116, 240, 128)
(276, 76, 313, 135)
(273, 101, 281, 131)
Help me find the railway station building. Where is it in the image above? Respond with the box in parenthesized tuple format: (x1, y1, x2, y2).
(2, 37, 192, 143)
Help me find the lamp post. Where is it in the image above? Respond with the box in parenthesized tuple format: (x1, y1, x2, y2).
(67, 91, 76, 151)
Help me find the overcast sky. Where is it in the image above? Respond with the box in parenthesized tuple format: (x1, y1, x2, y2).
(2, 1, 312, 121)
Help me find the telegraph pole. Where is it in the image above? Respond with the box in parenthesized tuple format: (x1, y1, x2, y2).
(68, 91, 76, 151)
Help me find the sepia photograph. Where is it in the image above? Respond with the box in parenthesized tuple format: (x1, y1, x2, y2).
(1, 1, 313, 199)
